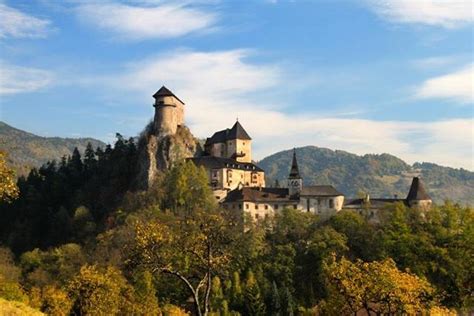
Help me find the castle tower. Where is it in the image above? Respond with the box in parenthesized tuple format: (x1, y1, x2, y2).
(204, 120, 253, 163)
(226, 121, 252, 163)
(288, 149, 303, 197)
(153, 86, 184, 135)
(406, 177, 432, 209)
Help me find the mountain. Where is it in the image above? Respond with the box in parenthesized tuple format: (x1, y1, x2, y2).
(258, 146, 474, 205)
(0, 121, 105, 177)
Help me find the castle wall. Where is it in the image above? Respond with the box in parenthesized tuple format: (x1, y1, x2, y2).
(300, 195, 344, 219)
(226, 139, 252, 162)
(223, 201, 299, 222)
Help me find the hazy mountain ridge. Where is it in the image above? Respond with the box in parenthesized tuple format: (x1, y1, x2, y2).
(258, 146, 474, 205)
(0, 121, 105, 177)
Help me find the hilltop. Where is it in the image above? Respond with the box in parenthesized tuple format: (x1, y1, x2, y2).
(258, 146, 474, 205)
(0, 121, 105, 177)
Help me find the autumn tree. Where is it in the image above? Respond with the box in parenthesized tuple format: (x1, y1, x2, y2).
(0, 151, 19, 202)
(322, 256, 438, 315)
(127, 208, 238, 316)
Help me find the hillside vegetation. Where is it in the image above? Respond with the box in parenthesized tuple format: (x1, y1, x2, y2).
(258, 146, 474, 205)
(0, 121, 105, 177)
(0, 136, 471, 314)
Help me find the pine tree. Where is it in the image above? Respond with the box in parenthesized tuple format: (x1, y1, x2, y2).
(270, 281, 281, 316)
(243, 271, 266, 316)
(282, 287, 294, 316)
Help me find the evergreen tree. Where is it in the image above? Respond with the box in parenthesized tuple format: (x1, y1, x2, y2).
(243, 271, 265, 316)
(281, 287, 294, 316)
(270, 281, 281, 316)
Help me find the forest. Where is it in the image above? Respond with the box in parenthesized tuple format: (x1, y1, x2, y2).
(0, 136, 472, 315)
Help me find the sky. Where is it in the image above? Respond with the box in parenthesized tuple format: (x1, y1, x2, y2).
(0, 0, 473, 170)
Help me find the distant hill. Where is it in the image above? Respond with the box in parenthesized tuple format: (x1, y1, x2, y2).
(0, 121, 105, 177)
(258, 146, 474, 205)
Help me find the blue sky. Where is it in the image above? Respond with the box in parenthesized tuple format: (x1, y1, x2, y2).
(0, 0, 472, 169)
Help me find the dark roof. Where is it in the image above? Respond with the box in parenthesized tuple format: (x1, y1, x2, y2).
(152, 86, 185, 104)
(288, 149, 301, 179)
(225, 187, 291, 203)
(300, 185, 343, 197)
(344, 198, 405, 208)
(190, 156, 263, 172)
(406, 177, 431, 201)
(205, 121, 252, 145)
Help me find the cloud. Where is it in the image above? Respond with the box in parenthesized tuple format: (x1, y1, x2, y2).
(94, 49, 472, 169)
(75, 1, 218, 40)
(415, 64, 473, 103)
(0, 61, 54, 95)
(365, 0, 473, 28)
(0, 3, 52, 39)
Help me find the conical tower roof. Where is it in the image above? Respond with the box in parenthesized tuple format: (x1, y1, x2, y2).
(406, 177, 431, 201)
(153, 86, 185, 104)
(289, 149, 301, 179)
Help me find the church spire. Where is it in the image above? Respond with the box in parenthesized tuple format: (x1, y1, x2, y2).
(289, 148, 301, 179)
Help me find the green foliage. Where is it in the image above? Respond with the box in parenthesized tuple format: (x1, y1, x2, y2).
(0, 135, 137, 254)
(243, 271, 266, 316)
(163, 160, 215, 214)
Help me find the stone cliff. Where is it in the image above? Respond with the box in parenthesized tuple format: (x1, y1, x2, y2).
(134, 121, 201, 190)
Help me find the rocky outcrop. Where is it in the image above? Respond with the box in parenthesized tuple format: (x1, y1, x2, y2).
(135, 121, 201, 190)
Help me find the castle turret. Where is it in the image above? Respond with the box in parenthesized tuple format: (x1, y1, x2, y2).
(406, 177, 432, 209)
(153, 86, 184, 135)
(288, 149, 302, 197)
(204, 120, 252, 162)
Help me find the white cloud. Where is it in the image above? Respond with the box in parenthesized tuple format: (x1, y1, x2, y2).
(366, 0, 473, 28)
(0, 62, 54, 95)
(97, 50, 472, 169)
(415, 64, 473, 103)
(75, 1, 218, 40)
(0, 3, 52, 39)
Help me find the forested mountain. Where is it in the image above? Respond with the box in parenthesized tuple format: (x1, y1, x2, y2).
(0, 121, 105, 177)
(1, 122, 472, 204)
(258, 146, 474, 205)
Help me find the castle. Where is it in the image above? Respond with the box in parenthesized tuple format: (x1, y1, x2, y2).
(152, 86, 432, 220)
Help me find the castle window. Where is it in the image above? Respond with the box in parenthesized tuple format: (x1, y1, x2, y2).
(245, 204, 249, 209)
(329, 199, 334, 208)
(255, 214, 259, 219)
(255, 204, 259, 210)
(264, 205, 268, 210)
(238, 204, 242, 209)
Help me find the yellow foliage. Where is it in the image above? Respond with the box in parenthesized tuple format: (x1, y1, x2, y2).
(162, 303, 190, 316)
(323, 256, 442, 315)
(0, 297, 44, 316)
(0, 151, 19, 202)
